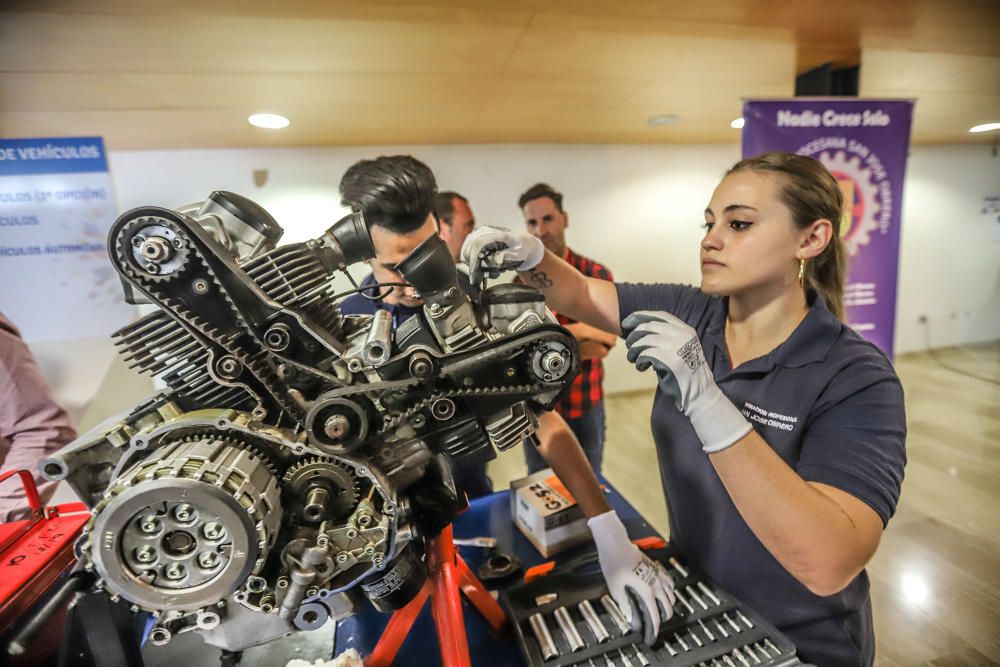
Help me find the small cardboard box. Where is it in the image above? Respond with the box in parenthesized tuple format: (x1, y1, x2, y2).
(510, 468, 592, 557)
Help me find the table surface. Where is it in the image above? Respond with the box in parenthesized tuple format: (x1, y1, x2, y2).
(335, 477, 663, 666)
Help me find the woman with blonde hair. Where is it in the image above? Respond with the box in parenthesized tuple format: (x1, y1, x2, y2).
(463, 153, 906, 665)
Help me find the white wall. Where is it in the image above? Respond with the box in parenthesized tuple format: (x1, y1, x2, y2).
(106, 142, 999, 394)
(894, 146, 1000, 353)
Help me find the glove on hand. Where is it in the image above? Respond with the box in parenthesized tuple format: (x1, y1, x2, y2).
(589, 510, 675, 645)
(623, 310, 751, 453)
(460, 226, 545, 285)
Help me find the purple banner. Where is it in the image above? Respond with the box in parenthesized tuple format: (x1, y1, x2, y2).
(742, 99, 914, 358)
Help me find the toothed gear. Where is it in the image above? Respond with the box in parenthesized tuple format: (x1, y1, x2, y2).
(177, 431, 280, 476)
(818, 150, 881, 256)
(116, 215, 192, 283)
(79, 436, 281, 613)
(282, 457, 361, 522)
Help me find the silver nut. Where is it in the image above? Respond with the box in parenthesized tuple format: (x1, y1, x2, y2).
(139, 516, 161, 534)
(138, 236, 173, 262)
(541, 350, 564, 374)
(324, 414, 350, 439)
(173, 504, 196, 523)
(164, 563, 186, 581)
(198, 551, 219, 568)
(202, 522, 225, 540)
(135, 546, 156, 563)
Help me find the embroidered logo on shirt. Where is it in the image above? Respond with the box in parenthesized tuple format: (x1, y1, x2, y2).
(742, 401, 799, 432)
(677, 336, 705, 371)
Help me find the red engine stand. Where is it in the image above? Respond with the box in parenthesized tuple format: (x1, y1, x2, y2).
(365, 524, 510, 667)
(0, 469, 90, 637)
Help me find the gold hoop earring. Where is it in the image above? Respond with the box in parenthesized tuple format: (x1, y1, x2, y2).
(798, 258, 806, 287)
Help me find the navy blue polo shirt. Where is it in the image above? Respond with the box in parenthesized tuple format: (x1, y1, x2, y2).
(340, 271, 491, 499)
(617, 283, 906, 667)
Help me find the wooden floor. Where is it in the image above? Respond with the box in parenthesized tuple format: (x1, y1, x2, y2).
(488, 341, 1000, 665)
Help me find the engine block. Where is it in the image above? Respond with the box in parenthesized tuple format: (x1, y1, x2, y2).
(41, 191, 578, 650)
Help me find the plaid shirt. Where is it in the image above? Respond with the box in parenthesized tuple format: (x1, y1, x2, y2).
(554, 248, 613, 419)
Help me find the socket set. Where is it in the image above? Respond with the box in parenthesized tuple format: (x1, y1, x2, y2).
(503, 548, 800, 667)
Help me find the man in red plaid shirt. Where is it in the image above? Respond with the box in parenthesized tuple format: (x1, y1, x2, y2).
(517, 183, 616, 475)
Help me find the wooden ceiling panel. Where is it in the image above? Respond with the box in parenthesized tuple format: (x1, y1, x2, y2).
(879, 0, 1000, 57)
(861, 50, 1000, 96)
(485, 74, 649, 109)
(504, 12, 792, 79)
(475, 93, 748, 143)
(0, 1, 755, 22)
(0, 10, 531, 74)
(622, 74, 793, 113)
(111, 72, 646, 114)
(0, 110, 267, 150)
(0, 73, 163, 111)
(0, 112, 67, 139)
(115, 73, 492, 113)
(1, 2, 997, 148)
(861, 49, 1000, 143)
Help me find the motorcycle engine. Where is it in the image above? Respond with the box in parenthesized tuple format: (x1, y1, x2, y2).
(41, 191, 578, 651)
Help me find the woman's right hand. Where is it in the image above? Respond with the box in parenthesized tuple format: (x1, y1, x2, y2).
(460, 226, 545, 285)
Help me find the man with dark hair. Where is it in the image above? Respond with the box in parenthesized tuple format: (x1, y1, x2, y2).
(340, 155, 438, 235)
(339, 156, 453, 315)
(338, 160, 676, 639)
(517, 183, 616, 475)
(337, 156, 490, 498)
(434, 191, 476, 262)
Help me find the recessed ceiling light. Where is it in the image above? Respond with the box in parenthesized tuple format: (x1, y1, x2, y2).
(248, 113, 290, 129)
(646, 114, 679, 127)
(969, 122, 1000, 133)
(730, 118, 745, 129)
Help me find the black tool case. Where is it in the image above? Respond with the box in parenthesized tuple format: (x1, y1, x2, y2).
(502, 548, 801, 667)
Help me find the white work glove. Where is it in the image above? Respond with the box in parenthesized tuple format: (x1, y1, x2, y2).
(588, 510, 675, 645)
(623, 311, 751, 453)
(459, 226, 545, 285)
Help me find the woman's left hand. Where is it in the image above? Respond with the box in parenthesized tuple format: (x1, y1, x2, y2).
(623, 311, 751, 453)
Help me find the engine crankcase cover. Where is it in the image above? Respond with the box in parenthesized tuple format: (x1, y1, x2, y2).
(84, 436, 281, 612)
